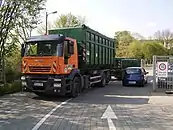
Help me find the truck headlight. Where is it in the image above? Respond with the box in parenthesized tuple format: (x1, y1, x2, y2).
(21, 76, 25, 80)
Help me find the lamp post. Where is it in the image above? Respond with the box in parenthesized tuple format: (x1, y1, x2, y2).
(45, 11, 57, 35)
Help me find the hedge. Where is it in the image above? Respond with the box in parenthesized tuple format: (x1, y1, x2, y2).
(0, 80, 22, 96)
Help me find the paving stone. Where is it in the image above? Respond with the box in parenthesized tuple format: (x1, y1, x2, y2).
(1, 81, 173, 130)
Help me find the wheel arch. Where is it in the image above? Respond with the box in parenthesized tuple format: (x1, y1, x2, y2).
(68, 69, 84, 89)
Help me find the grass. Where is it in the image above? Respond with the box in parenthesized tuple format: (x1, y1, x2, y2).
(0, 80, 22, 96)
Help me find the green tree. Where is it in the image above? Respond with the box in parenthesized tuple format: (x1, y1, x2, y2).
(54, 13, 86, 28)
(128, 40, 144, 59)
(142, 41, 167, 60)
(0, 0, 46, 84)
(115, 31, 135, 57)
(11, 0, 46, 44)
(0, 0, 21, 84)
(37, 13, 86, 35)
(5, 47, 21, 82)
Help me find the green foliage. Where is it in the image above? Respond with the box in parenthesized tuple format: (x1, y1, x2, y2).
(5, 47, 21, 82)
(0, 80, 22, 96)
(115, 31, 134, 45)
(13, 0, 46, 42)
(128, 40, 144, 59)
(115, 30, 169, 60)
(142, 41, 167, 60)
(0, 0, 46, 84)
(54, 13, 86, 28)
(166, 47, 173, 55)
(37, 13, 86, 35)
(115, 31, 135, 57)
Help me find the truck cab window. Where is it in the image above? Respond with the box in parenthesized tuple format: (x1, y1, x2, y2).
(25, 43, 37, 56)
(56, 43, 63, 56)
(64, 40, 74, 57)
(68, 41, 74, 55)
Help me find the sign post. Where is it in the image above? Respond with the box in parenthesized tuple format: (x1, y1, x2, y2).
(157, 62, 168, 77)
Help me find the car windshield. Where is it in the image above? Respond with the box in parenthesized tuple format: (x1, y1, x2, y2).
(24, 41, 63, 56)
(125, 68, 141, 74)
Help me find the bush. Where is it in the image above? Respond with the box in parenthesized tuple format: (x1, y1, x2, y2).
(0, 80, 22, 96)
(5, 48, 21, 83)
(5, 70, 21, 83)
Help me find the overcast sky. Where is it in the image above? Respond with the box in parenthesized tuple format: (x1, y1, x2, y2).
(33, 0, 173, 38)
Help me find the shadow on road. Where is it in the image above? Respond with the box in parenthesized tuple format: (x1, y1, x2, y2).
(32, 95, 69, 102)
(69, 79, 153, 105)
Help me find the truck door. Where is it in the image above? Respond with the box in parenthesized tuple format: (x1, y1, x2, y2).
(64, 40, 74, 64)
(64, 39, 78, 73)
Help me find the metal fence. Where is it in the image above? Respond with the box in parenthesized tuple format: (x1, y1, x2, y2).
(153, 55, 173, 92)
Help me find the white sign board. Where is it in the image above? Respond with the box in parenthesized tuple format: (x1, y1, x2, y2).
(157, 62, 168, 77)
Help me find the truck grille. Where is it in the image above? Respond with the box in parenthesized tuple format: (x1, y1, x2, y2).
(29, 66, 51, 72)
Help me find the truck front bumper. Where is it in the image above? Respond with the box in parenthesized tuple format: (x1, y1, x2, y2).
(21, 75, 68, 95)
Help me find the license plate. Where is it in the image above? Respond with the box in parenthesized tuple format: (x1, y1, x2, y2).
(129, 81, 136, 84)
(34, 83, 43, 86)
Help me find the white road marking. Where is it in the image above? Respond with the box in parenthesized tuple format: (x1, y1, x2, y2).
(31, 98, 72, 130)
(101, 105, 117, 130)
(104, 95, 150, 99)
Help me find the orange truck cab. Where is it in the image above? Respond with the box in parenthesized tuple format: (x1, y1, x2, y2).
(21, 25, 115, 97)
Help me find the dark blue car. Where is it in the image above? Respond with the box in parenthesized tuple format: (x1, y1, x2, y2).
(122, 67, 148, 87)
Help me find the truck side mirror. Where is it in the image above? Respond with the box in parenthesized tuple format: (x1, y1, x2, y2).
(68, 41, 74, 54)
(21, 44, 25, 57)
(64, 41, 69, 58)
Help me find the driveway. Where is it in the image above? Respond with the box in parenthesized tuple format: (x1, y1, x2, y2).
(0, 80, 173, 130)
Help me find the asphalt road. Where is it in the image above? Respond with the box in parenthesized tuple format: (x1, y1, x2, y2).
(1, 78, 173, 130)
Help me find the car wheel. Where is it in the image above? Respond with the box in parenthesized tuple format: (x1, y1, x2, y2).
(122, 81, 126, 86)
(140, 80, 144, 87)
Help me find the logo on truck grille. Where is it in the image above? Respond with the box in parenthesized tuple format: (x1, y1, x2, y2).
(34, 59, 43, 62)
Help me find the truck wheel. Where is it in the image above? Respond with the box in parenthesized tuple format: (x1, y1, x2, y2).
(106, 71, 111, 84)
(69, 77, 80, 98)
(98, 73, 106, 87)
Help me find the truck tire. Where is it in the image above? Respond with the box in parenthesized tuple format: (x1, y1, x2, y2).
(98, 73, 106, 87)
(69, 77, 80, 98)
(106, 71, 111, 84)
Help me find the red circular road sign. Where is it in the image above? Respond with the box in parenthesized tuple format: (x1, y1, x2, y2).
(159, 63, 166, 71)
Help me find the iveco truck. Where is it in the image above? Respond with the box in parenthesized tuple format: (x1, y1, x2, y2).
(21, 24, 116, 97)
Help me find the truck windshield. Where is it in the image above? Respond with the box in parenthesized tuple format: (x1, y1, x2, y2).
(25, 41, 63, 56)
